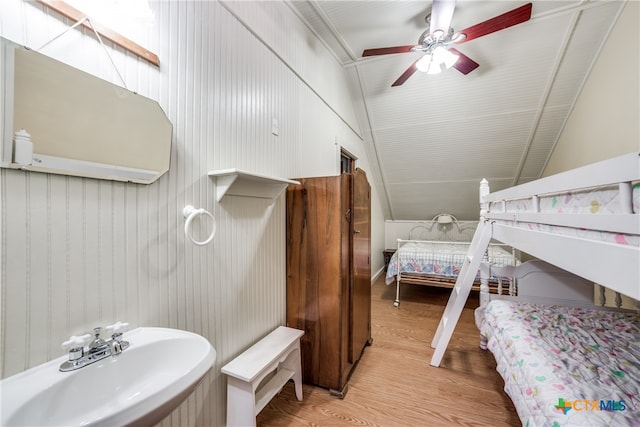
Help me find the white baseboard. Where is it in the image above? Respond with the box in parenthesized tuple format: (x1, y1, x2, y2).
(371, 267, 385, 284)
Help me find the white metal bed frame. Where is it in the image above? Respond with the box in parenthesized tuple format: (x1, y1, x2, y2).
(389, 216, 518, 307)
(430, 152, 640, 367)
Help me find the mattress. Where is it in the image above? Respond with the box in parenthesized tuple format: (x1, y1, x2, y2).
(477, 299, 640, 426)
(489, 183, 640, 247)
(385, 241, 517, 285)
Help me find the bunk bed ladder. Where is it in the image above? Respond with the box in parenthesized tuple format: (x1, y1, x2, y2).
(430, 220, 492, 367)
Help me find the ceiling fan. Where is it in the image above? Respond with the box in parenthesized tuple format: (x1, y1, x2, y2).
(362, 0, 532, 86)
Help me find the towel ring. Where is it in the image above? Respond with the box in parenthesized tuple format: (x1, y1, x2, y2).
(183, 205, 216, 246)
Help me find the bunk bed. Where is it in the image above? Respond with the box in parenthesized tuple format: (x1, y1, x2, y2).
(385, 215, 519, 307)
(430, 152, 640, 426)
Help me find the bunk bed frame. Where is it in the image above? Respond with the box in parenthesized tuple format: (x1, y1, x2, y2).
(431, 152, 640, 368)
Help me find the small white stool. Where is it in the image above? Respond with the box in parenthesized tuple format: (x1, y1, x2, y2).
(221, 326, 304, 427)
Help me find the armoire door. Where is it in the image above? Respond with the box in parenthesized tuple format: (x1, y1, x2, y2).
(350, 168, 371, 362)
(286, 175, 349, 391)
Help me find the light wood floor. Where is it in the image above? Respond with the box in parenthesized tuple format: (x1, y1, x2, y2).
(257, 275, 520, 426)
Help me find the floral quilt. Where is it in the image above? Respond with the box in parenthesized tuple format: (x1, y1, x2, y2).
(477, 299, 640, 426)
(385, 242, 517, 285)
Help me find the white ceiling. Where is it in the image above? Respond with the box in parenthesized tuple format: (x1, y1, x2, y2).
(290, 0, 626, 220)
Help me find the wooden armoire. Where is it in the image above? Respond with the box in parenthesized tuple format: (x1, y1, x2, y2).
(285, 168, 371, 397)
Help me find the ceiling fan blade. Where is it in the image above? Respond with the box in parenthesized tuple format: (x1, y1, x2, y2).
(391, 59, 420, 87)
(430, 0, 456, 37)
(362, 45, 418, 57)
(448, 48, 479, 75)
(455, 3, 532, 44)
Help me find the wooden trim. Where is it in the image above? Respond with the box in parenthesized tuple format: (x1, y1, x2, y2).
(36, 0, 160, 67)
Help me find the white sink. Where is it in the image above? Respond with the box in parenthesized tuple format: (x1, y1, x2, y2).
(1, 327, 216, 426)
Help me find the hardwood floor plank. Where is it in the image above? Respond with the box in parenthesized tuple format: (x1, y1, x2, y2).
(257, 276, 519, 426)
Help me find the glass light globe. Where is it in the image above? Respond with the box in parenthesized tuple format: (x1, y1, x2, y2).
(415, 54, 433, 72)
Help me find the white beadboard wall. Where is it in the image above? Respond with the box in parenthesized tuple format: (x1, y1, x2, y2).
(0, 1, 384, 426)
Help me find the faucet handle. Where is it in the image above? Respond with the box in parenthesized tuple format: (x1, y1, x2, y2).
(105, 321, 129, 336)
(61, 334, 92, 350)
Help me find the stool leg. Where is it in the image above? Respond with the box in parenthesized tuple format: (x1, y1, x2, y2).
(226, 377, 257, 427)
(281, 343, 303, 401)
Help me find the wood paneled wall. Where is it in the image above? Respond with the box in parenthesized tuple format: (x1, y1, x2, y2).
(0, 1, 381, 425)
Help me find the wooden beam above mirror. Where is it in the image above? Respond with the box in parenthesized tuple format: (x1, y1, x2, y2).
(36, 0, 159, 67)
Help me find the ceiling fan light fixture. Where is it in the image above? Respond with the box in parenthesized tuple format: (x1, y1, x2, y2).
(422, 46, 458, 72)
(415, 53, 433, 72)
(427, 60, 442, 74)
(442, 48, 459, 69)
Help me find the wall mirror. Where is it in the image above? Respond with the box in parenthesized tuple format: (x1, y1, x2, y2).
(0, 37, 172, 184)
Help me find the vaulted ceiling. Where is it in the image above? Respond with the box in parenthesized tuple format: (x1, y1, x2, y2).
(290, 0, 627, 220)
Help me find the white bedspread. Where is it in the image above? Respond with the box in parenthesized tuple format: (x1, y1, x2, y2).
(477, 300, 640, 426)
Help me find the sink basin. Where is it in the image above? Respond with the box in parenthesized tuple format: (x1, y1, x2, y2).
(1, 327, 216, 426)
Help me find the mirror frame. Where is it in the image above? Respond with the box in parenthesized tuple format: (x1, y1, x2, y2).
(1, 37, 172, 184)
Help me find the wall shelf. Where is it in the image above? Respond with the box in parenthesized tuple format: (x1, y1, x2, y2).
(208, 169, 299, 203)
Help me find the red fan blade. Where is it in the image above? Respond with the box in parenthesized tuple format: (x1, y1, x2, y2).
(362, 45, 418, 57)
(448, 48, 479, 75)
(391, 59, 420, 87)
(455, 3, 532, 44)
(430, 0, 456, 38)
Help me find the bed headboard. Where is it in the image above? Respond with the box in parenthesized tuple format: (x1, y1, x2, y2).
(408, 214, 478, 242)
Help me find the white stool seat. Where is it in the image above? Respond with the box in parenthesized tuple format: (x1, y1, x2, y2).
(221, 326, 304, 426)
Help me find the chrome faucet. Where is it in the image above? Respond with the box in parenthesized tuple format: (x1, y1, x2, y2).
(89, 327, 109, 352)
(60, 322, 130, 372)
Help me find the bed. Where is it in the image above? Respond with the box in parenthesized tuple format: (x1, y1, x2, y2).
(385, 215, 520, 307)
(475, 261, 640, 426)
(430, 152, 640, 426)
